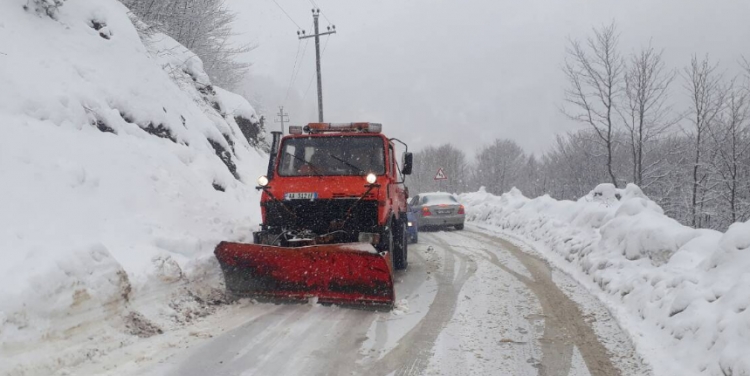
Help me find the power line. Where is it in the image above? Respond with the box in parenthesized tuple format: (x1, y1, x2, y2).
(269, 0, 302, 29)
(293, 35, 311, 84)
(283, 22, 312, 105)
(282, 41, 303, 105)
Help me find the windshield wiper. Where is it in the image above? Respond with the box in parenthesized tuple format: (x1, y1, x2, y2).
(285, 152, 323, 176)
(328, 154, 365, 175)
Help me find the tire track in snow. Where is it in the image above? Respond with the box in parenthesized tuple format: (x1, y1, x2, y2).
(248, 307, 375, 375)
(164, 304, 308, 376)
(461, 230, 621, 376)
(357, 233, 477, 376)
(165, 303, 376, 376)
(429, 230, 545, 376)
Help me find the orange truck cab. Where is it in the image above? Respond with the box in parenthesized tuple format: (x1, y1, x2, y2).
(254, 122, 414, 270)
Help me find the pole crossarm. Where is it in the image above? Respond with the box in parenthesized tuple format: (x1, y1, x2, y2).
(298, 30, 336, 39)
(295, 8, 336, 122)
(274, 106, 289, 135)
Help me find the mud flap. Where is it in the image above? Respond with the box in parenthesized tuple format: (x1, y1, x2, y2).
(214, 241, 395, 308)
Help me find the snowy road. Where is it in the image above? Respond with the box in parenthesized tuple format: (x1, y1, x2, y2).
(75, 226, 648, 376)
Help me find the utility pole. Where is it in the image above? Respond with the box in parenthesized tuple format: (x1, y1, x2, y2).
(298, 9, 336, 122)
(274, 106, 289, 134)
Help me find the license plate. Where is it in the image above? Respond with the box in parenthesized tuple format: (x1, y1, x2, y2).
(436, 209, 452, 215)
(284, 192, 318, 200)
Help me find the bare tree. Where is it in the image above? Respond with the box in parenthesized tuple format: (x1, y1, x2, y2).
(563, 22, 625, 187)
(683, 55, 727, 227)
(620, 44, 677, 186)
(411, 144, 469, 194)
(706, 80, 750, 225)
(474, 139, 526, 195)
(518, 155, 545, 197)
(544, 130, 620, 200)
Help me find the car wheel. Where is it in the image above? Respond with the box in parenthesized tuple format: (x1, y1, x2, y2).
(455, 223, 464, 230)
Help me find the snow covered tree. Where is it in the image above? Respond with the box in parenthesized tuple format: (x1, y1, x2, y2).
(25, 0, 65, 19)
(121, 0, 252, 89)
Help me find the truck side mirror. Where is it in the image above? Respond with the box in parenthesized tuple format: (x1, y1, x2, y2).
(402, 152, 413, 175)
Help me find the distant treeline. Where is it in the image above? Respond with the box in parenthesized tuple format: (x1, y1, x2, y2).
(410, 23, 750, 232)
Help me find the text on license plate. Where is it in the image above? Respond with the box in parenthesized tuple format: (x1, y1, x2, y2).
(284, 192, 318, 200)
(436, 209, 452, 215)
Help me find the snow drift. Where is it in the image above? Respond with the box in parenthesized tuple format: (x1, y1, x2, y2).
(461, 185, 750, 376)
(0, 0, 265, 373)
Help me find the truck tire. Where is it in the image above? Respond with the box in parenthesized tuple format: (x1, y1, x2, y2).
(393, 218, 408, 271)
(379, 219, 394, 255)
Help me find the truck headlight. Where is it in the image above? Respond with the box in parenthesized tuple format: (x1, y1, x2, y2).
(257, 175, 269, 187)
(366, 173, 377, 184)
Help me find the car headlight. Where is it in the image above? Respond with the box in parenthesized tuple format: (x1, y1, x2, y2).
(407, 221, 413, 227)
(257, 175, 269, 187)
(366, 173, 377, 184)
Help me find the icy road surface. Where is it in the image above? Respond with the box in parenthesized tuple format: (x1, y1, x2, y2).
(73, 226, 649, 376)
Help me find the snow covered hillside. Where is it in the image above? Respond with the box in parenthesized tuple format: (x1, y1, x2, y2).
(461, 185, 750, 376)
(0, 0, 266, 373)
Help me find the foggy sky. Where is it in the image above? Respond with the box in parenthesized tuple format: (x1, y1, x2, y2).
(229, 0, 750, 156)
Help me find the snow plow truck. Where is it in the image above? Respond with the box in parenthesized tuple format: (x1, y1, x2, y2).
(214, 122, 413, 309)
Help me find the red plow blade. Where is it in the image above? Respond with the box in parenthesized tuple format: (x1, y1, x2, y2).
(214, 241, 395, 308)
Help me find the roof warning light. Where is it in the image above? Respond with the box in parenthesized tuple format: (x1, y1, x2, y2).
(289, 122, 383, 134)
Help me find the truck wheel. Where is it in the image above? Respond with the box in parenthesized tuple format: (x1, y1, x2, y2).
(380, 220, 394, 257)
(393, 219, 408, 271)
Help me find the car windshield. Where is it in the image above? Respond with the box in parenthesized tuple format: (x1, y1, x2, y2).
(278, 136, 385, 176)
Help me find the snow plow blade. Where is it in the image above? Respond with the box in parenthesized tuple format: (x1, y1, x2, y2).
(214, 241, 395, 308)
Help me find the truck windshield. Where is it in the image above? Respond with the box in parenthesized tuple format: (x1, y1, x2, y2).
(278, 136, 386, 177)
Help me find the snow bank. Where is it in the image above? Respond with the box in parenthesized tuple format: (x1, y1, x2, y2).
(0, 0, 265, 372)
(461, 185, 750, 376)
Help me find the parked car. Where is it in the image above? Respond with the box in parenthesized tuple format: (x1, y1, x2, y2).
(409, 192, 465, 230)
(406, 210, 419, 243)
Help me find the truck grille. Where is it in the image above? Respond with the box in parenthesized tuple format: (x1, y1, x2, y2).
(264, 199, 379, 236)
